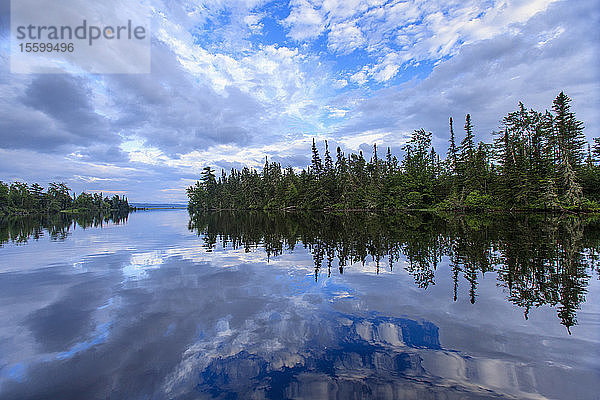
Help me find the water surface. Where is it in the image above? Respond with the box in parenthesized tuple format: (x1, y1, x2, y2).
(0, 210, 598, 399)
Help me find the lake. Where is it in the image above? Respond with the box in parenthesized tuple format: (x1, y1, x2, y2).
(0, 209, 599, 399)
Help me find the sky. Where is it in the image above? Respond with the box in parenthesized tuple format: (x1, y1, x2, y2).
(0, 0, 598, 202)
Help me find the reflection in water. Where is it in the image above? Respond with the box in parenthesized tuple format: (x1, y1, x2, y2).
(0, 212, 129, 245)
(1, 210, 598, 400)
(189, 211, 600, 332)
(194, 313, 443, 399)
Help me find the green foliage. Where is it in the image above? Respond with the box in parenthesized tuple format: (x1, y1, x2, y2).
(552, 91, 586, 167)
(464, 190, 493, 209)
(0, 181, 130, 216)
(187, 92, 599, 213)
(404, 192, 423, 208)
(593, 137, 600, 160)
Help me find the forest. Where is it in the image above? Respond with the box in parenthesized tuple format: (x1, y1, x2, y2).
(0, 181, 130, 217)
(188, 92, 600, 212)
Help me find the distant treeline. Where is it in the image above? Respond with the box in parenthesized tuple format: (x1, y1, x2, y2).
(0, 181, 130, 217)
(188, 92, 600, 212)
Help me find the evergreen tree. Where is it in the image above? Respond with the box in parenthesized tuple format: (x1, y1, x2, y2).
(561, 155, 583, 207)
(324, 141, 333, 173)
(447, 117, 458, 175)
(201, 166, 216, 186)
(459, 114, 476, 193)
(323, 140, 336, 205)
(186, 92, 598, 213)
(310, 138, 323, 177)
(552, 92, 585, 168)
(593, 137, 600, 162)
(0, 181, 130, 216)
(385, 147, 393, 172)
(461, 114, 475, 160)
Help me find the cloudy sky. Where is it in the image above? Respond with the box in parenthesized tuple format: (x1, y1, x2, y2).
(0, 0, 598, 202)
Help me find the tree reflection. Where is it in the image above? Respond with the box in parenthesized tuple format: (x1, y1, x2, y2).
(189, 211, 599, 331)
(0, 212, 129, 245)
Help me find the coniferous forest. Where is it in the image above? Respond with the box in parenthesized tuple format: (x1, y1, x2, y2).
(0, 181, 130, 217)
(188, 92, 600, 212)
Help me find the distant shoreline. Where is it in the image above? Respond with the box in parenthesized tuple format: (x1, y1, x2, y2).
(132, 206, 187, 210)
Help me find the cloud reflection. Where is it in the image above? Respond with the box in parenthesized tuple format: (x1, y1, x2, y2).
(0, 210, 598, 399)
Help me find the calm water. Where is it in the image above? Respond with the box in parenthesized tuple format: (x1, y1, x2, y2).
(0, 210, 599, 399)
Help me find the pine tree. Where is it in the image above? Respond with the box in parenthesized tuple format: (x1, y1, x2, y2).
(201, 166, 216, 186)
(561, 155, 583, 207)
(461, 114, 475, 160)
(335, 146, 347, 175)
(447, 117, 458, 174)
(459, 114, 476, 193)
(310, 138, 323, 177)
(262, 156, 269, 179)
(324, 140, 333, 173)
(30, 183, 45, 209)
(593, 137, 600, 162)
(552, 92, 585, 168)
(371, 143, 380, 181)
(323, 140, 336, 204)
(542, 177, 560, 209)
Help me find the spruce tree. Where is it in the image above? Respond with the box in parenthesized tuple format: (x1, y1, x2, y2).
(561, 155, 583, 207)
(324, 140, 334, 173)
(323, 140, 336, 204)
(371, 143, 380, 180)
(310, 138, 323, 177)
(552, 92, 585, 168)
(447, 117, 458, 174)
(335, 146, 347, 175)
(461, 114, 475, 159)
(593, 137, 600, 162)
(459, 114, 476, 193)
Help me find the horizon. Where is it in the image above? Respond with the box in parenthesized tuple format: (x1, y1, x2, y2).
(1, 0, 598, 202)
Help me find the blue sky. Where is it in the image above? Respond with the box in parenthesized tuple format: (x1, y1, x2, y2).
(0, 0, 599, 202)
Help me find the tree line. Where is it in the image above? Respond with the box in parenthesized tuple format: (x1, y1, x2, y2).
(0, 181, 130, 217)
(188, 92, 600, 212)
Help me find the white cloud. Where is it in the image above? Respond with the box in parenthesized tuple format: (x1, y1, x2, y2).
(327, 21, 366, 54)
(350, 68, 369, 85)
(324, 106, 348, 118)
(283, 0, 326, 41)
(331, 0, 600, 153)
(536, 26, 564, 48)
(370, 60, 400, 83)
(244, 13, 265, 34)
(285, 0, 561, 84)
(332, 78, 348, 89)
